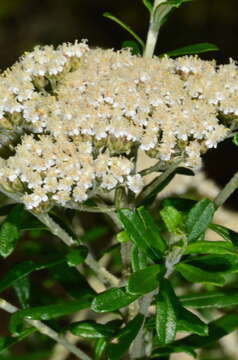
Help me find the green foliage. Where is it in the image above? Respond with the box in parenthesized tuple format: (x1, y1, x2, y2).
(0, 205, 24, 258)
(69, 320, 121, 338)
(127, 264, 164, 295)
(91, 287, 138, 313)
(103, 12, 145, 48)
(10, 296, 92, 335)
(0, 1, 237, 359)
(0, 258, 65, 293)
(164, 42, 219, 57)
(180, 290, 238, 309)
(117, 207, 166, 261)
(176, 263, 226, 286)
(155, 279, 178, 344)
(66, 246, 88, 267)
(185, 198, 215, 242)
(107, 314, 144, 360)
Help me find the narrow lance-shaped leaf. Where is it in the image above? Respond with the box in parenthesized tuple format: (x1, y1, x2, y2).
(184, 240, 236, 256)
(94, 338, 107, 360)
(160, 205, 183, 234)
(127, 264, 164, 295)
(180, 290, 238, 309)
(152, 314, 238, 357)
(117, 208, 163, 261)
(176, 314, 238, 349)
(107, 314, 144, 360)
(142, 0, 153, 13)
(103, 12, 145, 48)
(177, 307, 208, 336)
(69, 320, 121, 338)
(164, 42, 219, 57)
(0, 328, 36, 353)
(138, 206, 167, 254)
(91, 287, 138, 313)
(13, 277, 30, 309)
(131, 244, 148, 272)
(176, 263, 226, 286)
(0, 205, 24, 258)
(10, 296, 92, 335)
(186, 198, 215, 242)
(155, 279, 178, 344)
(0, 257, 65, 293)
(209, 223, 238, 247)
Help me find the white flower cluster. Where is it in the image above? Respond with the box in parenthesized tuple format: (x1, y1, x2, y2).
(0, 41, 236, 211)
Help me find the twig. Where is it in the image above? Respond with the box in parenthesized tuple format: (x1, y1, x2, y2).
(139, 160, 166, 177)
(130, 291, 156, 359)
(64, 201, 116, 213)
(136, 157, 183, 204)
(0, 298, 92, 360)
(214, 170, 238, 208)
(0, 188, 120, 288)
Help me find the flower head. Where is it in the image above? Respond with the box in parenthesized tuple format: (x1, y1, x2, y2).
(0, 41, 236, 211)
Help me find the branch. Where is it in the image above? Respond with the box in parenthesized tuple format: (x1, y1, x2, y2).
(0, 298, 92, 360)
(214, 170, 238, 208)
(0, 188, 120, 287)
(136, 157, 183, 204)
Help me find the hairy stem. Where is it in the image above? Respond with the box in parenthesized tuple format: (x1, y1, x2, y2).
(214, 170, 238, 208)
(0, 298, 92, 360)
(130, 291, 156, 359)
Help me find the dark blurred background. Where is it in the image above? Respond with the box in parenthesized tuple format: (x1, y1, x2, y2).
(0, 0, 238, 203)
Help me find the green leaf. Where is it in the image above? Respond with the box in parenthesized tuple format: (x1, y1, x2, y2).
(164, 42, 219, 57)
(233, 133, 238, 146)
(209, 223, 238, 247)
(180, 290, 238, 309)
(13, 277, 30, 309)
(152, 0, 192, 30)
(66, 246, 88, 267)
(186, 199, 215, 242)
(176, 263, 226, 286)
(160, 205, 183, 234)
(184, 240, 236, 256)
(121, 40, 142, 55)
(177, 307, 208, 336)
(0, 328, 35, 353)
(116, 231, 130, 243)
(131, 244, 148, 272)
(176, 314, 238, 349)
(10, 296, 92, 335)
(155, 279, 178, 344)
(187, 253, 238, 274)
(91, 287, 138, 313)
(94, 338, 107, 360)
(69, 320, 121, 338)
(127, 264, 164, 295)
(142, 0, 153, 13)
(152, 314, 238, 356)
(103, 12, 145, 48)
(0, 257, 65, 293)
(107, 314, 144, 360)
(0, 205, 24, 258)
(118, 208, 164, 261)
(138, 206, 167, 254)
